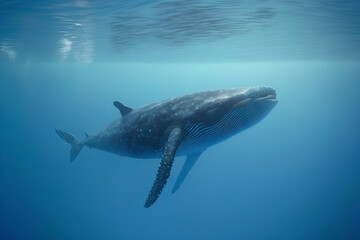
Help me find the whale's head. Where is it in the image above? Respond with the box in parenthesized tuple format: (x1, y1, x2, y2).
(235, 86, 278, 126)
(197, 86, 277, 132)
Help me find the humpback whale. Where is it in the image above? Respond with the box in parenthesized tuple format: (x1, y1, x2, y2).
(56, 86, 277, 208)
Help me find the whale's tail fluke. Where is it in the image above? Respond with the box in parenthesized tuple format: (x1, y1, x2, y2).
(55, 129, 83, 162)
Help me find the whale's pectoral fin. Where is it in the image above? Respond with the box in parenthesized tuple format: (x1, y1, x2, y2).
(113, 101, 133, 117)
(171, 151, 203, 194)
(144, 127, 184, 208)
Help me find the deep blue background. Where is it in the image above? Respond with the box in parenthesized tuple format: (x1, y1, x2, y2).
(1, 0, 360, 239)
(1, 62, 360, 239)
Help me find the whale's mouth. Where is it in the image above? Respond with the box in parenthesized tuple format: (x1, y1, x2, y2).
(255, 91, 277, 103)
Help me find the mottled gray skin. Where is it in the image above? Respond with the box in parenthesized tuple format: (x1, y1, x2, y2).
(83, 86, 277, 158)
(56, 86, 277, 208)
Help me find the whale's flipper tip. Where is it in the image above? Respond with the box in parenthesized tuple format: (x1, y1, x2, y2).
(55, 129, 83, 162)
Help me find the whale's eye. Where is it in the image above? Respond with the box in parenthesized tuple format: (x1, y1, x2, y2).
(216, 100, 222, 106)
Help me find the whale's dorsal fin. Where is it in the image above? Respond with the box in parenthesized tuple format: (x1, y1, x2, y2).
(144, 127, 184, 208)
(171, 151, 203, 194)
(113, 101, 133, 117)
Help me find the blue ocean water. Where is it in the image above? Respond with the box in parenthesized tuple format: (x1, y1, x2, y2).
(1, 1, 360, 239)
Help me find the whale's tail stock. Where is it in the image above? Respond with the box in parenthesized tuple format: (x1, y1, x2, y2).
(55, 129, 83, 162)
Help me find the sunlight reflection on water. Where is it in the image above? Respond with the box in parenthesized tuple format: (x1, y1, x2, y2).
(0, 0, 359, 63)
